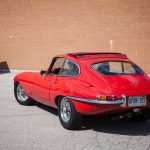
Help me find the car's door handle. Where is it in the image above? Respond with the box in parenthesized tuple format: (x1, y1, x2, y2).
(49, 81, 54, 84)
(49, 80, 59, 84)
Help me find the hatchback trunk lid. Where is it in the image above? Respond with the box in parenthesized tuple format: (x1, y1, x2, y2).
(97, 74, 150, 90)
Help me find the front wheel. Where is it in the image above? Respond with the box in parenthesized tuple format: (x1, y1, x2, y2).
(14, 83, 34, 105)
(58, 97, 82, 130)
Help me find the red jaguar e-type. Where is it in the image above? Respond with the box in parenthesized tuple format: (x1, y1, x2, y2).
(14, 52, 150, 129)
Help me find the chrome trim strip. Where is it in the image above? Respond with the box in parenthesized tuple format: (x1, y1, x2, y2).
(67, 96, 125, 105)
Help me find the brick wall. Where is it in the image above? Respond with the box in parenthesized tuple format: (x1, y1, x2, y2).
(0, 0, 150, 73)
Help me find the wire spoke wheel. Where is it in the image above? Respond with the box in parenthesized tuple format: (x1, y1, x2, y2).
(58, 96, 82, 129)
(14, 83, 34, 105)
(16, 84, 28, 102)
(60, 97, 71, 123)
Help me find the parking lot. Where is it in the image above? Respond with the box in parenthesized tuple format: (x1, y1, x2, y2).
(0, 73, 150, 150)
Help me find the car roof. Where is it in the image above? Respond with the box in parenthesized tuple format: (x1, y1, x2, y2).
(67, 52, 128, 60)
(58, 52, 127, 59)
(57, 52, 130, 64)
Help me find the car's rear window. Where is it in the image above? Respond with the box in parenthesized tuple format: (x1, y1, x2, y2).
(91, 61, 143, 76)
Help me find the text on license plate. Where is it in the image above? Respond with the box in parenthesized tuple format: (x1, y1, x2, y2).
(128, 96, 147, 107)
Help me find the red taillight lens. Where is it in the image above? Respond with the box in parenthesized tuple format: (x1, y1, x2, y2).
(106, 95, 114, 100)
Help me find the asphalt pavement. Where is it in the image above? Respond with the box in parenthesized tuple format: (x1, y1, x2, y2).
(0, 73, 150, 150)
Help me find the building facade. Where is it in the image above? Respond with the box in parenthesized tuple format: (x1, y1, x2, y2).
(0, 0, 150, 73)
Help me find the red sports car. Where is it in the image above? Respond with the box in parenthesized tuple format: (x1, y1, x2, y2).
(14, 52, 150, 129)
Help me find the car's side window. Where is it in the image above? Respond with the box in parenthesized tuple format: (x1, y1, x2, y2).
(48, 58, 65, 75)
(59, 59, 79, 77)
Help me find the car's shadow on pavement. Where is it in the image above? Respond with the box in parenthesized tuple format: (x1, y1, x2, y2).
(36, 103, 150, 136)
(36, 102, 58, 116)
(81, 117, 150, 136)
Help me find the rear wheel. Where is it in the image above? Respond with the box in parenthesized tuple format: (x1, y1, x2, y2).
(14, 83, 34, 105)
(132, 109, 150, 122)
(58, 97, 82, 130)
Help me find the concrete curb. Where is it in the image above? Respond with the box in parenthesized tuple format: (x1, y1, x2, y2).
(10, 69, 40, 73)
(0, 69, 40, 73)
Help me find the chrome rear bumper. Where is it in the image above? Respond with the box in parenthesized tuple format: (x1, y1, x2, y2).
(67, 96, 126, 105)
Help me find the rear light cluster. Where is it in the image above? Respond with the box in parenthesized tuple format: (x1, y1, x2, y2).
(96, 95, 117, 101)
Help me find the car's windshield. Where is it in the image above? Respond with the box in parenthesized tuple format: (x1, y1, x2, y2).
(91, 61, 143, 76)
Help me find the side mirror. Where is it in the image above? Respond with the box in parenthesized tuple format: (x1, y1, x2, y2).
(40, 70, 46, 75)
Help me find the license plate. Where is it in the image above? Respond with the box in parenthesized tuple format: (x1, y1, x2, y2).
(128, 96, 147, 107)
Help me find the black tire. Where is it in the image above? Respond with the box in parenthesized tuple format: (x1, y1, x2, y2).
(14, 82, 34, 105)
(132, 109, 150, 122)
(58, 97, 82, 130)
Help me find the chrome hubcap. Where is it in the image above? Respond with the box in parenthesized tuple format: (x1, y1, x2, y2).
(60, 97, 71, 123)
(16, 84, 28, 102)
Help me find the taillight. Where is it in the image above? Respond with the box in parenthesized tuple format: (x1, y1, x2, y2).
(96, 95, 116, 101)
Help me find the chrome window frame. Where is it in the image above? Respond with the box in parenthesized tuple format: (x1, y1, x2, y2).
(46, 57, 66, 76)
(59, 58, 81, 78)
(46, 57, 80, 78)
